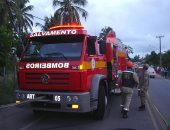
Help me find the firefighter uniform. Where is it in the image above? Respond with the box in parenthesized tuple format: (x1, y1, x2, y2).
(120, 69, 139, 118)
(137, 64, 149, 111)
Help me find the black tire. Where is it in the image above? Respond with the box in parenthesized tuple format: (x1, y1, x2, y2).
(93, 84, 107, 120)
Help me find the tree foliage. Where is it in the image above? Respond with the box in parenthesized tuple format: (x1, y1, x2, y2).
(144, 50, 170, 67)
(15, 0, 34, 34)
(132, 55, 141, 62)
(162, 50, 170, 67)
(0, 0, 34, 41)
(53, 0, 88, 25)
(99, 26, 113, 40)
(0, 0, 34, 67)
(145, 51, 159, 65)
(36, 16, 56, 31)
(0, 26, 17, 67)
(0, 0, 15, 26)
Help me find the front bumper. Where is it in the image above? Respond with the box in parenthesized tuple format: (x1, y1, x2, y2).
(15, 90, 93, 113)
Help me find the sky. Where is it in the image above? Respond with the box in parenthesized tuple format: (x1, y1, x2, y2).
(29, 0, 170, 57)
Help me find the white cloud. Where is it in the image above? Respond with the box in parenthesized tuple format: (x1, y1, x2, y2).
(29, 0, 54, 28)
(29, 0, 170, 57)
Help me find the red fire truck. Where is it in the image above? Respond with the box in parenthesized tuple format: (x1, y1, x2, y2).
(15, 25, 128, 119)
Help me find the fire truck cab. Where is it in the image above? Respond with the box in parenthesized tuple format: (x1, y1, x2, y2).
(15, 25, 127, 119)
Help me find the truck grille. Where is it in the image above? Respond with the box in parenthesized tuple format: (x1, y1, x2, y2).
(25, 72, 69, 86)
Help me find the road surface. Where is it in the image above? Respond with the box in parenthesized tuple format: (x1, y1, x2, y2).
(148, 75, 170, 122)
(0, 91, 155, 130)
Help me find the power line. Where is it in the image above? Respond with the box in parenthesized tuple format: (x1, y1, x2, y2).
(32, 15, 45, 21)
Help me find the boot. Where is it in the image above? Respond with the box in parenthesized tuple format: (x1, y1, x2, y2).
(122, 110, 128, 118)
(138, 105, 145, 111)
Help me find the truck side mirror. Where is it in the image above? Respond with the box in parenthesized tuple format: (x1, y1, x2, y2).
(16, 44, 24, 58)
(98, 40, 106, 54)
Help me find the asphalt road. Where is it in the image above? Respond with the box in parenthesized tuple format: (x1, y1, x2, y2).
(0, 90, 154, 130)
(148, 75, 170, 121)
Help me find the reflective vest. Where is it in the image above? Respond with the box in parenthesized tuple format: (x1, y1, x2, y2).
(121, 71, 135, 88)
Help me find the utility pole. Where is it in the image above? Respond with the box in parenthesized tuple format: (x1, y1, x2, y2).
(156, 36, 164, 67)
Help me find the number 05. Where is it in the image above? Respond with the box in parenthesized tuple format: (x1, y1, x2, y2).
(55, 96, 61, 102)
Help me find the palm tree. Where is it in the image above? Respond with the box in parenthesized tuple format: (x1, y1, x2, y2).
(15, 0, 34, 35)
(99, 26, 113, 40)
(0, 0, 8, 26)
(0, 0, 34, 41)
(53, 0, 88, 25)
(0, 0, 16, 27)
(36, 16, 56, 31)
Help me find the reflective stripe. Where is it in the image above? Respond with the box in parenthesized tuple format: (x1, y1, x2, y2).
(123, 108, 129, 111)
(123, 70, 134, 73)
(80, 60, 106, 70)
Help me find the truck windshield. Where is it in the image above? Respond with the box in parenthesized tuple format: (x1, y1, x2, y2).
(22, 41, 83, 61)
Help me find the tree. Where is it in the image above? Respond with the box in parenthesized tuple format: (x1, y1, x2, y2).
(0, 0, 9, 26)
(144, 51, 159, 65)
(53, 0, 88, 25)
(132, 55, 141, 62)
(144, 50, 170, 67)
(0, 0, 34, 41)
(162, 50, 170, 67)
(0, 0, 14, 25)
(15, 0, 34, 35)
(0, 26, 17, 67)
(0, 0, 17, 30)
(36, 16, 56, 31)
(99, 26, 113, 40)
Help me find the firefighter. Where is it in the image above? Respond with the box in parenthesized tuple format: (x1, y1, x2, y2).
(120, 61, 139, 118)
(138, 64, 149, 111)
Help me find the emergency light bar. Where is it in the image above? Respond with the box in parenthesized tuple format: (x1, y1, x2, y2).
(29, 25, 86, 38)
(49, 25, 84, 30)
(29, 29, 87, 38)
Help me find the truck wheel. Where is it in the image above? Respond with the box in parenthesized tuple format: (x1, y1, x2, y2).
(93, 85, 107, 120)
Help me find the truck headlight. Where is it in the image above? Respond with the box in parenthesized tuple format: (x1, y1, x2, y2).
(73, 96, 78, 102)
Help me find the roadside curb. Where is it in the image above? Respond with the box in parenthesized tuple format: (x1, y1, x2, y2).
(0, 96, 45, 109)
(0, 103, 18, 109)
(146, 92, 168, 130)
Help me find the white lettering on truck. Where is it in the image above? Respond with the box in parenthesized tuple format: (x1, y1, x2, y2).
(30, 30, 77, 37)
(27, 94, 35, 100)
(26, 63, 69, 69)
